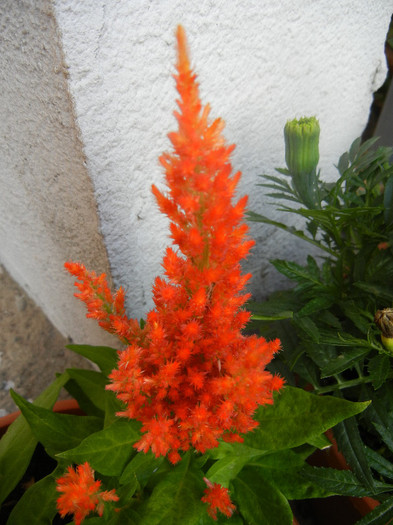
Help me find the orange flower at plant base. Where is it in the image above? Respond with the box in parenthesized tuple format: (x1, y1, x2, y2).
(65, 25, 284, 465)
(202, 478, 236, 520)
(56, 462, 119, 525)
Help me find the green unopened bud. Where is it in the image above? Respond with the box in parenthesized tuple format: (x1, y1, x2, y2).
(284, 116, 320, 177)
(375, 308, 393, 352)
(284, 116, 320, 208)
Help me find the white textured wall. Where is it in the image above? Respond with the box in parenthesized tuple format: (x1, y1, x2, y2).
(3, 1, 391, 333)
(0, 0, 115, 344)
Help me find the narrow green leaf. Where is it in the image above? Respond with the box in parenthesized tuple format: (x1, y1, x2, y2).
(337, 151, 349, 175)
(7, 469, 59, 525)
(374, 422, 393, 455)
(356, 495, 393, 525)
(0, 374, 68, 505)
(297, 296, 333, 317)
(10, 389, 102, 454)
(334, 418, 375, 492)
(244, 386, 369, 451)
(293, 315, 320, 343)
(66, 344, 118, 376)
(232, 469, 293, 525)
(368, 354, 391, 390)
(301, 467, 392, 497)
(365, 446, 393, 481)
(320, 347, 370, 378)
(57, 419, 141, 476)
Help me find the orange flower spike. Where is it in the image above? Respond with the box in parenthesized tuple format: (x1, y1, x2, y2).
(104, 26, 284, 462)
(56, 462, 119, 525)
(202, 478, 236, 521)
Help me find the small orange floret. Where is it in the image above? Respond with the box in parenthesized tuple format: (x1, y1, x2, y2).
(201, 478, 236, 520)
(56, 462, 118, 525)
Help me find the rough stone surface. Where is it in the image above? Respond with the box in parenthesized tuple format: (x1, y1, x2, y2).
(53, 0, 392, 317)
(0, 265, 95, 415)
(0, 0, 114, 343)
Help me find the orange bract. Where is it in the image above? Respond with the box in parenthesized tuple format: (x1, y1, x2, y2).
(65, 25, 283, 464)
(202, 478, 236, 520)
(56, 462, 118, 525)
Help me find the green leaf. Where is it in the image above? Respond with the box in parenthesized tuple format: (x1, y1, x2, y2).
(365, 446, 393, 481)
(138, 453, 207, 525)
(10, 389, 102, 454)
(0, 374, 68, 505)
(6, 469, 59, 525)
(66, 344, 118, 376)
(243, 386, 369, 451)
(356, 495, 393, 525)
(293, 315, 320, 343)
(384, 175, 393, 225)
(320, 347, 370, 378)
(301, 467, 393, 497)
(374, 422, 393, 455)
(205, 455, 262, 487)
(334, 417, 375, 492)
(250, 454, 335, 499)
(120, 451, 165, 488)
(307, 433, 332, 450)
(297, 296, 333, 317)
(57, 419, 141, 476)
(337, 151, 349, 175)
(368, 354, 391, 390)
(66, 368, 108, 412)
(232, 469, 293, 525)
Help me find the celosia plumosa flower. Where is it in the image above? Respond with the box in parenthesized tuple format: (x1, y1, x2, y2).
(202, 478, 236, 520)
(65, 25, 284, 465)
(56, 462, 118, 525)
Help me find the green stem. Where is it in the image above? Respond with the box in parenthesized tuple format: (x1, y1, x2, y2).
(314, 372, 393, 395)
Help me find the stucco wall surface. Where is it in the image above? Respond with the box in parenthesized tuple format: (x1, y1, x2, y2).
(53, 1, 392, 319)
(0, 0, 114, 344)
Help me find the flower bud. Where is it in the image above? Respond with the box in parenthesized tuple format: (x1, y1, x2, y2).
(375, 308, 393, 352)
(284, 116, 320, 177)
(284, 116, 321, 209)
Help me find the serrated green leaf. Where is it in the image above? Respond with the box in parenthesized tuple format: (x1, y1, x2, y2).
(243, 386, 369, 451)
(301, 467, 392, 497)
(374, 422, 393, 456)
(232, 469, 293, 525)
(356, 494, 393, 525)
(365, 446, 393, 481)
(10, 390, 102, 454)
(337, 151, 349, 175)
(0, 374, 68, 505)
(293, 315, 320, 343)
(368, 354, 390, 390)
(57, 418, 141, 476)
(297, 296, 333, 317)
(66, 344, 118, 376)
(320, 347, 370, 378)
(349, 137, 362, 163)
(334, 417, 375, 492)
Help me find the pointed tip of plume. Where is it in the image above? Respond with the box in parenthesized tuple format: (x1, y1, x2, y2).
(175, 25, 190, 74)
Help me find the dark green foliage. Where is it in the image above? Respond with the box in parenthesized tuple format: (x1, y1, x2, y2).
(249, 136, 393, 521)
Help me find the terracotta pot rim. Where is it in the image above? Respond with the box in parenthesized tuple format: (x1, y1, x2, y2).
(0, 398, 81, 436)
